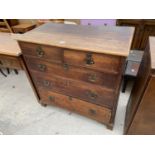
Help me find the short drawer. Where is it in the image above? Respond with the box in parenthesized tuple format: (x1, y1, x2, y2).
(0, 55, 22, 69)
(38, 87, 112, 124)
(24, 56, 119, 90)
(31, 71, 115, 109)
(19, 42, 64, 63)
(64, 49, 121, 73)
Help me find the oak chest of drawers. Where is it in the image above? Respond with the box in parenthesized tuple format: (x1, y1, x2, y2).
(15, 23, 134, 129)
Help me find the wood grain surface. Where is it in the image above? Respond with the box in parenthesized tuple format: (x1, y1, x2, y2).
(38, 87, 112, 124)
(124, 37, 155, 134)
(14, 23, 134, 56)
(23, 55, 119, 90)
(0, 33, 21, 56)
(18, 23, 132, 129)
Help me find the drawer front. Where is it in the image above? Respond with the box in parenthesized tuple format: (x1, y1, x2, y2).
(30, 71, 115, 109)
(38, 87, 112, 124)
(0, 55, 21, 69)
(19, 42, 64, 63)
(64, 49, 121, 73)
(24, 56, 119, 90)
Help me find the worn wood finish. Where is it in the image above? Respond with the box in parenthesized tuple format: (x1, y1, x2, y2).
(124, 46, 151, 134)
(38, 87, 112, 124)
(20, 41, 122, 74)
(0, 33, 21, 56)
(12, 23, 36, 33)
(17, 23, 134, 129)
(117, 19, 155, 50)
(140, 25, 155, 50)
(19, 42, 64, 63)
(0, 54, 23, 69)
(128, 77, 155, 134)
(64, 49, 121, 73)
(24, 55, 120, 90)
(124, 37, 155, 134)
(14, 23, 134, 56)
(0, 33, 23, 70)
(30, 70, 115, 109)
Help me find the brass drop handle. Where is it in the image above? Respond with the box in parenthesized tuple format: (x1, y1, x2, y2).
(36, 46, 44, 58)
(86, 90, 98, 100)
(48, 96, 55, 102)
(85, 53, 94, 65)
(38, 64, 46, 72)
(63, 63, 69, 70)
(43, 80, 50, 87)
(88, 74, 96, 82)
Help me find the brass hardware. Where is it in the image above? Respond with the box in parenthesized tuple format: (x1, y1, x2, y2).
(63, 63, 69, 70)
(85, 53, 94, 65)
(88, 74, 97, 82)
(48, 96, 55, 102)
(89, 109, 96, 115)
(38, 64, 46, 72)
(43, 80, 50, 87)
(86, 90, 98, 100)
(36, 46, 44, 58)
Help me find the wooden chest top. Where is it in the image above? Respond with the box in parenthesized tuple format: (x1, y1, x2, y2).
(14, 23, 134, 57)
(0, 33, 21, 56)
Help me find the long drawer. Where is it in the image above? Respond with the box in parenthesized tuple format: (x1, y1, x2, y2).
(38, 87, 112, 124)
(30, 70, 115, 109)
(24, 56, 119, 90)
